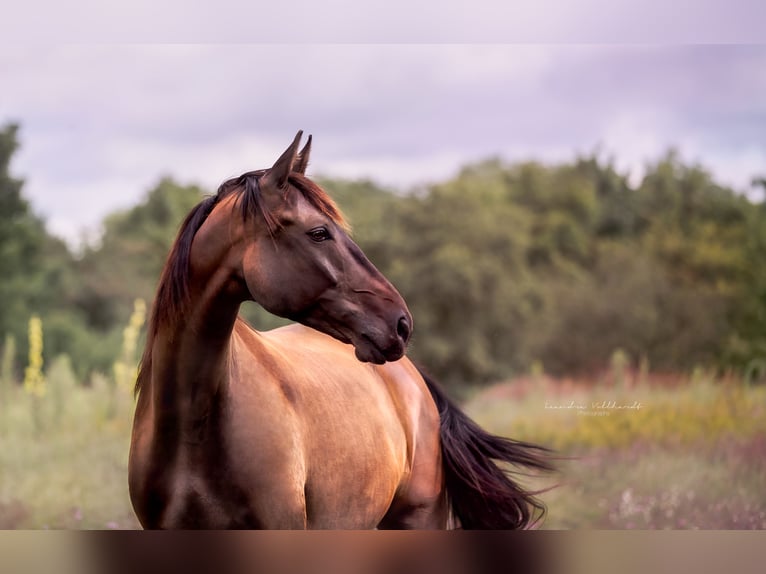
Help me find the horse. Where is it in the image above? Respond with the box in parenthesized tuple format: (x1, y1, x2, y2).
(128, 131, 554, 529)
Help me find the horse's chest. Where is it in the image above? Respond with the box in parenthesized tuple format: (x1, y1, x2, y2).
(133, 378, 409, 528)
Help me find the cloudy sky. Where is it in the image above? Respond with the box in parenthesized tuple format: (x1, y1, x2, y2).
(1, 4, 764, 244)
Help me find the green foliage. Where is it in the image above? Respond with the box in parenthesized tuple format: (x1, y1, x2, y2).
(47, 354, 77, 425)
(75, 177, 205, 331)
(42, 309, 122, 380)
(0, 124, 84, 377)
(3, 121, 766, 389)
(0, 334, 15, 435)
(325, 153, 766, 386)
(0, 124, 48, 372)
(1, 334, 15, 386)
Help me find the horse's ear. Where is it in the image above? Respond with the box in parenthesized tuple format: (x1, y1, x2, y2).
(264, 131, 303, 189)
(294, 134, 312, 175)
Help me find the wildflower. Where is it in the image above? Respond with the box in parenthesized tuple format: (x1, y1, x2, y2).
(114, 299, 147, 393)
(23, 315, 45, 398)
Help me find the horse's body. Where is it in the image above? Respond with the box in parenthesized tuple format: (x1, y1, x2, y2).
(131, 321, 444, 528)
(129, 132, 552, 529)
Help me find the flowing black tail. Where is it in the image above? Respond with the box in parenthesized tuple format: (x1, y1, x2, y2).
(419, 367, 556, 529)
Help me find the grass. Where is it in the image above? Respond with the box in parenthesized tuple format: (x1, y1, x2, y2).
(465, 373, 766, 529)
(0, 370, 139, 529)
(1, 362, 764, 529)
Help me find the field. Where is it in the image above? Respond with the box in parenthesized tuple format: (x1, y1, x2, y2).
(1, 360, 765, 529)
(465, 373, 766, 529)
(0, 360, 140, 529)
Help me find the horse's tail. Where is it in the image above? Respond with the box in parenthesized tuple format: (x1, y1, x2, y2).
(418, 367, 556, 529)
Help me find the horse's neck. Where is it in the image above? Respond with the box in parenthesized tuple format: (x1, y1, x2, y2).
(149, 265, 243, 439)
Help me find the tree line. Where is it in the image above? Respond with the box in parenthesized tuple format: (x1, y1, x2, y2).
(2, 122, 765, 391)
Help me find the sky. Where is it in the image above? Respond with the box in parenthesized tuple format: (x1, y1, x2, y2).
(1, 4, 765, 245)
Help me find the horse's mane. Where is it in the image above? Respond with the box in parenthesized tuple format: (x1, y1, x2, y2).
(135, 171, 346, 395)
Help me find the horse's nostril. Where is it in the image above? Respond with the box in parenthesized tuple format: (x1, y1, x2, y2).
(397, 315, 412, 344)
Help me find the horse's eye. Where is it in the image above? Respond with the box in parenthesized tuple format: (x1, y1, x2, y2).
(307, 227, 331, 242)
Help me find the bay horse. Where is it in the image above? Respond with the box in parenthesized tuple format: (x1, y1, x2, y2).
(128, 131, 553, 529)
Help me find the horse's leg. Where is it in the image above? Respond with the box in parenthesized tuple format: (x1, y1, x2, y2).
(377, 497, 448, 529)
(246, 484, 308, 529)
(377, 486, 448, 529)
(236, 457, 309, 528)
(378, 369, 449, 530)
(377, 443, 448, 529)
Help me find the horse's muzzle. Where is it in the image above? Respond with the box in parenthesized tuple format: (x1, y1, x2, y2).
(354, 311, 412, 364)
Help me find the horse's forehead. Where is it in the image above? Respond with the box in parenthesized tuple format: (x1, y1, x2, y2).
(280, 188, 327, 221)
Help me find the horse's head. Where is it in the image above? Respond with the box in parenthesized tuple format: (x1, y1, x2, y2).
(220, 132, 412, 364)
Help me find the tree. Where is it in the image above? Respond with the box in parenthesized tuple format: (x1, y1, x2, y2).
(75, 177, 205, 330)
(5, 123, 765, 386)
(0, 123, 50, 374)
(0, 123, 93, 376)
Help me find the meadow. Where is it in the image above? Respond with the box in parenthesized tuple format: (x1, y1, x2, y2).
(2, 351, 764, 529)
(0, 358, 140, 529)
(466, 371, 766, 529)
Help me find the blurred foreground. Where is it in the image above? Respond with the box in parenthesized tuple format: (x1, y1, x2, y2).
(1, 530, 765, 574)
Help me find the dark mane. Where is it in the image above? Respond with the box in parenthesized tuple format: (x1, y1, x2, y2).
(135, 171, 346, 395)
